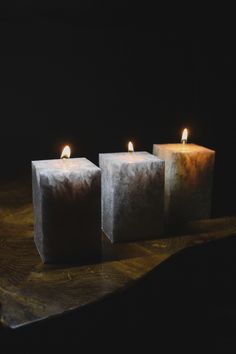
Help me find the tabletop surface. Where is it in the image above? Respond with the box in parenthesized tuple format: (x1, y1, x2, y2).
(0, 180, 236, 329)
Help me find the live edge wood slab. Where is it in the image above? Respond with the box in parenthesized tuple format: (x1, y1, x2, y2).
(0, 180, 236, 330)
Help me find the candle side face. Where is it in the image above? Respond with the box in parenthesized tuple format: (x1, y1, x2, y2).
(32, 164, 44, 258)
(153, 144, 215, 225)
(32, 158, 101, 264)
(99, 155, 114, 241)
(99, 152, 164, 242)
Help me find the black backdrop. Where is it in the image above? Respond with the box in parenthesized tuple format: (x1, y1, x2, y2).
(1, 4, 236, 353)
(0, 2, 235, 216)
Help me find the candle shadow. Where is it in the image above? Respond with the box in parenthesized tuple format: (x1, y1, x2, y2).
(101, 232, 154, 263)
(163, 216, 236, 239)
(49, 216, 236, 267)
(39, 232, 152, 270)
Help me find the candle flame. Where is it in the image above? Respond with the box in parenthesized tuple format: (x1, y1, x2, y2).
(128, 141, 134, 152)
(181, 128, 188, 144)
(61, 145, 71, 159)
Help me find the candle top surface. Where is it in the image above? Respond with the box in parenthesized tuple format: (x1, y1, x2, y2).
(154, 143, 215, 154)
(100, 151, 163, 165)
(32, 158, 100, 172)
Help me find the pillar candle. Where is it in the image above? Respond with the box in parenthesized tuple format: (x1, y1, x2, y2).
(99, 142, 165, 243)
(153, 129, 215, 227)
(32, 146, 101, 264)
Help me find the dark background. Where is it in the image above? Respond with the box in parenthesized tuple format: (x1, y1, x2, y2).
(0, 3, 236, 353)
(0, 2, 235, 217)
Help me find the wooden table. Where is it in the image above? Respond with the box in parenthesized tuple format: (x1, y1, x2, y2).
(1, 180, 236, 330)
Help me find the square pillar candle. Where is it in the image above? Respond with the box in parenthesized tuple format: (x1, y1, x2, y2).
(32, 146, 101, 264)
(153, 129, 215, 227)
(99, 142, 165, 243)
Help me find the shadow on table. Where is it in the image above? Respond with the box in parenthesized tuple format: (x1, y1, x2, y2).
(1, 234, 236, 354)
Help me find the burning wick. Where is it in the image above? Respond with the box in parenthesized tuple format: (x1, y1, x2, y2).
(128, 141, 134, 152)
(61, 145, 71, 159)
(181, 128, 188, 145)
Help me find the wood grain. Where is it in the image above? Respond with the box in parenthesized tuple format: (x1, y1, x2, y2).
(0, 180, 236, 329)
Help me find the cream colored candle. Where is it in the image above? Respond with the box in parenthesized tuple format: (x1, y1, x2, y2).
(153, 129, 215, 227)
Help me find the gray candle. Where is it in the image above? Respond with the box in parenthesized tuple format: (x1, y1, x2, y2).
(99, 143, 164, 243)
(153, 129, 215, 227)
(32, 146, 101, 264)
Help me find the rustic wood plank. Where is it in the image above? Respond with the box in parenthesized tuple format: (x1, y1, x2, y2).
(0, 180, 236, 329)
